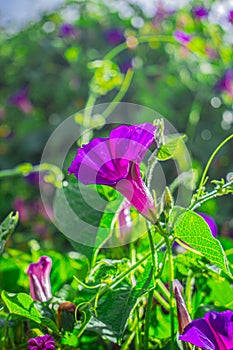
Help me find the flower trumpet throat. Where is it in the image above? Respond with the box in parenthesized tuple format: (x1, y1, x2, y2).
(69, 123, 157, 223)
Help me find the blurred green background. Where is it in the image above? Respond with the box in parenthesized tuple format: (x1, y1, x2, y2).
(0, 0, 232, 249)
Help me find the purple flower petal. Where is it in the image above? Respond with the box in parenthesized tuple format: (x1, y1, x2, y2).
(174, 30, 192, 44)
(180, 311, 233, 350)
(105, 28, 125, 45)
(8, 88, 33, 114)
(215, 69, 233, 98)
(27, 256, 52, 302)
(28, 334, 56, 350)
(228, 10, 233, 24)
(193, 6, 208, 19)
(59, 23, 77, 38)
(69, 123, 157, 222)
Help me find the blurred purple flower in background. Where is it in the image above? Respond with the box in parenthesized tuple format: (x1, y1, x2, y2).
(58, 23, 77, 38)
(69, 123, 157, 223)
(8, 88, 33, 114)
(228, 10, 233, 24)
(174, 30, 192, 44)
(180, 310, 233, 350)
(28, 334, 56, 350)
(105, 28, 125, 45)
(119, 60, 133, 73)
(13, 197, 29, 223)
(193, 6, 209, 19)
(197, 212, 218, 238)
(215, 69, 233, 98)
(27, 256, 52, 302)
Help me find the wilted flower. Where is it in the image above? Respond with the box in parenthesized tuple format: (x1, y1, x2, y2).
(193, 6, 208, 19)
(59, 23, 77, 38)
(8, 88, 33, 114)
(174, 30, 192, 44)
(27, 256, 52, 302)
(69, 123, 157, 223)
(215, 69, 233, 98)
(197, 212, 218, 238)
(28, 334, 56, 350)
(105, 28, 125, 45)
(180, 310, 233, 350)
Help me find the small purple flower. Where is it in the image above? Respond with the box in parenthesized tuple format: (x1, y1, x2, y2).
(193, 6, 208, 19)
(180, 310, 233, 350)
(197, 212, 218, 238)
(28, 334, 56, 350)
(27, 256, 52, 302)
(8, 88, 33, 114)
(13, 197, 29, 223)
(119, 60, 133, 74)
(215, 69, 233, 99)
(69, 123, 157, 223)
(105, 28, 125, 45)
(174, 30, 192, 44)
(228, 10, 233, 24)
(59, 23, 77, 38)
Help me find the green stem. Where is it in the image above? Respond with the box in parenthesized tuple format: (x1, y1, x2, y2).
(144, 290, 153, 350)
(79, 238, 165, 311)
(164, 236, 175, 350)
(197, 133, 233, 195)
(105, 35, 175, 61)
(185, 270, 194, 316)
(189, 180, 233, 210)
(101, 69, 134, 120)
(81, 93, 97, 144)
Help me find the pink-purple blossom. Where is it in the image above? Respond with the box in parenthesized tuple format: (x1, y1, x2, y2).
(59, 23, 77, 38)
(8, 88, 33, 114)
(173, 30, 192, 44)
(228, 10, 233, 24)
(215, 69, 233, 98)
(105, 28, 125, 45)
(193, 6, 208, 19)
(27, 256, 52, 302)
(28, 334, 56, 350)
(180, 310, 233, 350)
(69, 123, 157, 223)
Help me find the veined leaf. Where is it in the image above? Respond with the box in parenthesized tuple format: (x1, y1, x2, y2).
(173, 209, 230, 275)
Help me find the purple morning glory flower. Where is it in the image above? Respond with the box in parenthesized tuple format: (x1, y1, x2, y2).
(215, 69, 233, 99)
(228, 10, 233, 24)
(174, 30, 192, 44)
(105, 28, 125, 45)
(180, 310, 233, 350)
(69, 123, 157, 223)
(8, 88, 33, 114)
(197, 212, 218, 238)
(193, 6, 208, 19)
(59, 23, 77, 38)
(27, 256, 52, 302)
(28, 334, 56, 350)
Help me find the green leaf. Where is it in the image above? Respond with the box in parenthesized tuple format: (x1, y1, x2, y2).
(157, 135, 186, 161)
(173, 210, 230, 275)
(95, 262, 154, 342)
(0, 212, 18, 255)
(54, 182, 122, 263)
(1, 291, 59, 334)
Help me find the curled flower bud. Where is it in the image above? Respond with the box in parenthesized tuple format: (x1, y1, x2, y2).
(173, 280, 191, 335)
(27, 256, 52, 302)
